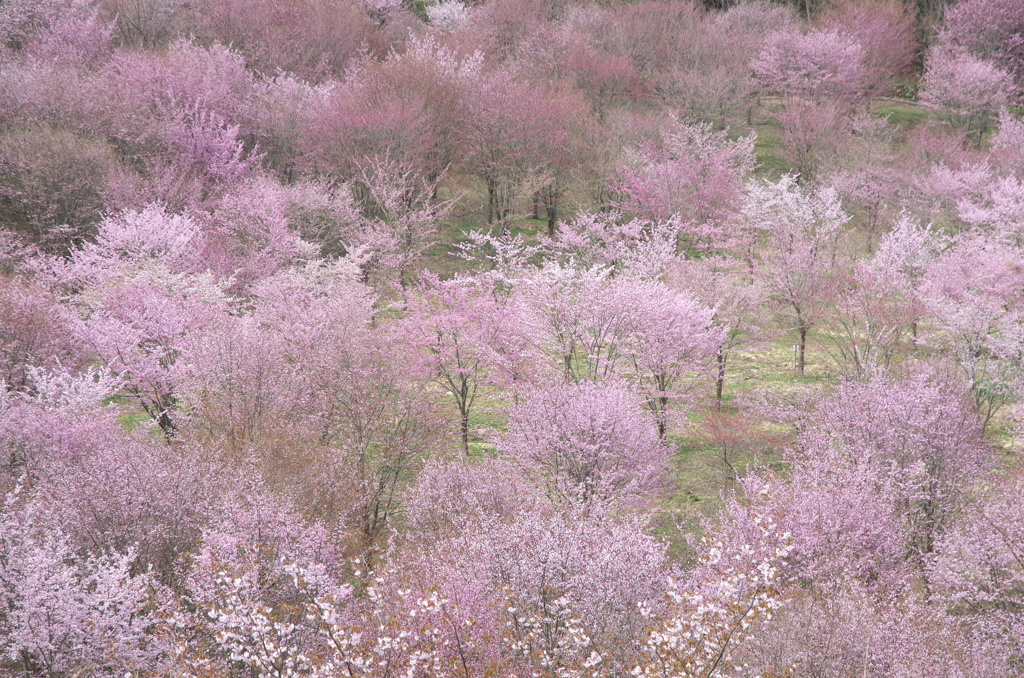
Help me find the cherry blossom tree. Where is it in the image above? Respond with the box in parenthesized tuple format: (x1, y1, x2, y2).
(403, 272, 524, 455)
(497, 379, 670, 511)
(921, 232, 1024, 428)
(666, 256, 766, 407)
(793, 367, 991, 573)
(0, 276, 82, 391)
(940, 0, 1024, 91)
(514, 265, 721, 434)
(822, 0, 917, 102)
(635, 486, 792, 678)
(0, 506, 160, 678)
(932, 471, 1024, 672)
(751, 28, 866, 103)
(819, 217, 936, 374)
(743, 176, 848, 377)
(612, 119, 755, 251)
(921, 46, 1014, 147)
(549, 211, 680, 280)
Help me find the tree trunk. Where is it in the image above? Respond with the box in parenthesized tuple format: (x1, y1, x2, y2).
(797, 327, 807, 377)
(486, 178, 496, 224)
(656, 396, 669, 441)
(460, 406, 470, 456)
(715, 349, 727, 409)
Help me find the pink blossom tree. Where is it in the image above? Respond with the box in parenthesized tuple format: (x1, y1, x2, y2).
(402, 272, 525, 455)
(921, 232, 1024, 428)
(0, 505, 161, 678)
(751, 28, 867, 103)
(819, 217, 936, 374)
(635, 486, 792, 678)
(751, 28, 866, 179)
(940, 0, 1024, 91)
(497, 379, 670, 511)
(666, 255, 767, 407)
(796, 367, 991, 572)
(932, 471, 1024, 672)
(549, 211, 680, 280)
(0, 276, 82, 391)
(822, 0, 917, 101)
(351, 157, 457, 289)
(515, 265, 721, 435)
(612, 119, 755, 252)
(462, 69, 587, 229)
(921, 46, 1015, 147)
(743, 176, 848, 377)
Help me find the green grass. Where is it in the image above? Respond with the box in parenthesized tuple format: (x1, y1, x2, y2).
(749, 113, 792, 179)
(873, 101, 930, 130)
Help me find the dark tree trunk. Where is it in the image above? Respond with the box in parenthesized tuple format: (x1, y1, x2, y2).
(797, 327, 807, 377)
(715, 349, 727, 409)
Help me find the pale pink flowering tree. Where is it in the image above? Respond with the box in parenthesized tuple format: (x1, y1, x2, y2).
(98, 39, 251, 128)
(515, 265, 720, 434)
(306, 35, 469, 182)
(4, 362, 220, 588)
(402, 272, 525, 455)
(407, 502, 668, 676)
(921, 233, 1024, 428)
(75, 272, 228, 436)
(497, 379, 670, 511)
(743, 176, 848, 377)
(11, 0, 114, 68)
(0, 497, 161, 678)
(351, 157, 457, 289)
(798, 367, 990, 571)
(819, 217, 937, 373)
(921, 46, 1014, 147)
(548, 211, 680, 280)
(635, 486, 792, 678)
(751, 28, 866, 103)
(29, 438, 221, 589)
(520, 18, 646, 121)
(771, 100, 849, 181)
(612, 120, 755, 252)
(94, 40, 258, 211)
(932, 471, 1024, 671)
(0, 276, 83, 391)
(0, 364, 124, 487)
(0, 125, 119, 255)
(177, 312, 297, 451)
(247, 72, 335, 180)
(941, 0, 1024, 90)
(666, 256, 766, 407)
(822, 0, 917, 101)
(203, 176, 317, 292)
(958, 173, 1024, 241)
(950, 111, 1024, 240)
(182, 0, 379, 81)
(751, 29, 866, 179)
(61, 203, 204, 286)
(405, 456, 535, 539)
(426, 0, 471, 33)
(243, 259, 439, 563)
(738, 575, 1003, 678)
(462, 69, 584, 229)
(826, 113, 904, 252)
(623, 284, 723, 437)
(404, 453, 671, 675)
(176, 487, 353, 678)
